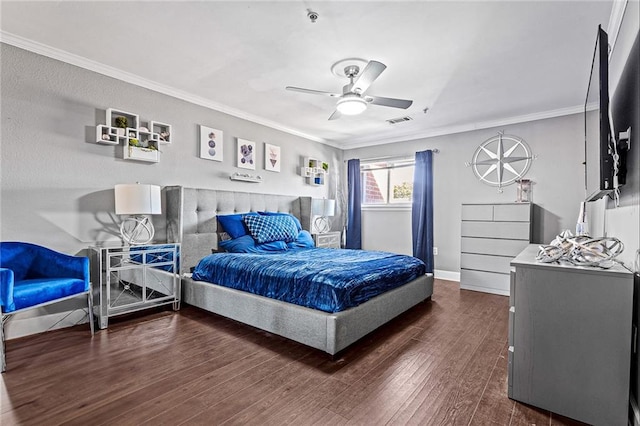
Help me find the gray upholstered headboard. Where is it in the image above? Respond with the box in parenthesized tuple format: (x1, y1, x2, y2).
(164, 186, 312, 274)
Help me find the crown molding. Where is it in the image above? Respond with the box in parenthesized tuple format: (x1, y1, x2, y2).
(338, 104, 586, 150)
(0, 31, 329, 145)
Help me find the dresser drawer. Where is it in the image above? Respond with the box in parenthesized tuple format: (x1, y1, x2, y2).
(461, 237, 529, 257)
(462, 204, 494, 221)
(462, 203, 531, 222)
(460, 269, 510, 294)
(461, 221, 530, 240)
(461, 253, 514, 274)
(493, 204, 531, 222)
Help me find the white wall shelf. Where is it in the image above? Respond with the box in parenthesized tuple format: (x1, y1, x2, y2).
(106, 108, 138, 134)
(230, 172, 262, 183)
(95, 125, 122, 145)
(124, 144, 159, 163)
(95, 108, 170, 163)
(150, 121, 171, 144)
(301, 157, 328, 186)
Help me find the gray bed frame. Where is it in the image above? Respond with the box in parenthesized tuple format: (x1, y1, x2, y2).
(165, 186, 433, 355)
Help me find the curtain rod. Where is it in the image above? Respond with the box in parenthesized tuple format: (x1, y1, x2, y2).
(344, 149, 439, 163)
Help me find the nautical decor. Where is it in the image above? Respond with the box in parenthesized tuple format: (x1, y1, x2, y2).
(466, 132, 534, 192)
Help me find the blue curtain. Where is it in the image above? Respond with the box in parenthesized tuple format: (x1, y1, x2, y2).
(412, 150, 434, 272)
(346, 159, 362, 249)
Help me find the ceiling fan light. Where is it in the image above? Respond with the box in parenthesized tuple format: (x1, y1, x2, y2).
(336, 96, 367, 115)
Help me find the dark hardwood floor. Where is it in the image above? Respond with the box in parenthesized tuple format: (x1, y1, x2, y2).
(1, 279, 586, 425)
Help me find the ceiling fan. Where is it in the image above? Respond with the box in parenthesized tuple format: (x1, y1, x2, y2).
(286, 60, 413, 120)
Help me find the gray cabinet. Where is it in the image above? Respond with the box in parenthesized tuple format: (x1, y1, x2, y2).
(509, 245, 633, 425)
(460, 203, 531, 295)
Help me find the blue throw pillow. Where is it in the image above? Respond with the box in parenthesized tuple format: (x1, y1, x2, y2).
(217, 212, 259, 239)
(219, 235, 287, 253)
(258, 211, 302, 231)
(287, 230, 316, 249)
(244, 215, 299, 244)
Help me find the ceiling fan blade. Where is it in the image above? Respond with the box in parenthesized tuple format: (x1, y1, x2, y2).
(286, 86, 341, 97)
(366, 95, 413, 109)
(328, 110, 342, 121)
(352, 61, 386, 94)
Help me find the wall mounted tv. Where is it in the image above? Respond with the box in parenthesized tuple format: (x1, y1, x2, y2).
(584, 25, 625, 201)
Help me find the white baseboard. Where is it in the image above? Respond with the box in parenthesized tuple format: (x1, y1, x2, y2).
(5, 309, 90, 340)
(460, 284, 510, 297)
(4, 296, 90, 340)
(434, 270, 460, 282)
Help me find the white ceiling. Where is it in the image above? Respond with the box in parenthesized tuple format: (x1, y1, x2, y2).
(0, 1, 614, 148)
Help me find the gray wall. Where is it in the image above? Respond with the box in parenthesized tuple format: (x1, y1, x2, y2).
(0, 44, 342, 338)
(344, 113, 586, 275)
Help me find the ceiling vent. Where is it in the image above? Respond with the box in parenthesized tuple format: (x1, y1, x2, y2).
(386, 116, 413, 125)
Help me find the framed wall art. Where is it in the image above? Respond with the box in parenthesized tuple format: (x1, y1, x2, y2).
(199, 125, 223, 162)
(236, 138, 256, 170)
(264, 143, 281, 172)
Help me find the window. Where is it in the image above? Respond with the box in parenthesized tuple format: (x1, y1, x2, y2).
(361, 159, 415, 205)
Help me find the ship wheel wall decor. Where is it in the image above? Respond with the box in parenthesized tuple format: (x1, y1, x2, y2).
(465, 132, 534, 193)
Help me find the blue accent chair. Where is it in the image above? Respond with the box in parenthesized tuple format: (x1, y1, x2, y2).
(0, 242, 94, 372)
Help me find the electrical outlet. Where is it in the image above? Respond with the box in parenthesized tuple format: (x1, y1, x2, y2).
(433, 247, 438, 255)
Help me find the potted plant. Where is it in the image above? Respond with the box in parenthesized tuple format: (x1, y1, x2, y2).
(114, 116, 128, 136)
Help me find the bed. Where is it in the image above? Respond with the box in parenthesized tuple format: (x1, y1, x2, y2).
(165, 185, 433, 355)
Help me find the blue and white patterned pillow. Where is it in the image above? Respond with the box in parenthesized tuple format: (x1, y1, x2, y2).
(244, 214, 299, 244)
(258, 211, 302, 231)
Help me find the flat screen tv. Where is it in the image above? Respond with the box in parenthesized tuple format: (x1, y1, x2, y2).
(584, 25, 616, 201)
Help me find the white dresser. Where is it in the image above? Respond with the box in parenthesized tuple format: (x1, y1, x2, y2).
(460, 203, 531, 295)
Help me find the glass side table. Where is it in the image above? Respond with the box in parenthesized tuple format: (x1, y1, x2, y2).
(89, 243, 180, 329)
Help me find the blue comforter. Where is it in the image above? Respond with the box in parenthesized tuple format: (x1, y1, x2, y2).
(191, 248, 426, 313)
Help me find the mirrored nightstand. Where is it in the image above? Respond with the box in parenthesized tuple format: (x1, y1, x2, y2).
(89, 243, 180, 329)
(312, 232, 341, 249)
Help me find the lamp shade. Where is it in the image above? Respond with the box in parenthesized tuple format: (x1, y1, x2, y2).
(114, 184, 161, 215)
(311, 198, 336, 217)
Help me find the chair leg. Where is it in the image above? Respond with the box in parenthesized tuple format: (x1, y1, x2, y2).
(87, 291, 95, 336)
(0, 290, 96, 373)
(1, 314, 7, 373)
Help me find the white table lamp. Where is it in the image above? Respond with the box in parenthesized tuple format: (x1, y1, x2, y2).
(311, 198, 336, 234)
(114, 183, 161, 245)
